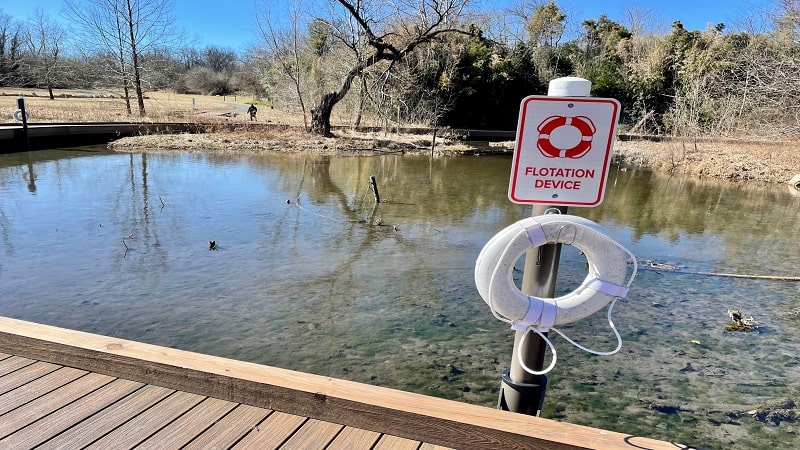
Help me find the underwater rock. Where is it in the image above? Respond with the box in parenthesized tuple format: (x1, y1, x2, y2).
(747, 399, 798, 425)
(642, 398, 684, 415)
(725, 309, 757, 332)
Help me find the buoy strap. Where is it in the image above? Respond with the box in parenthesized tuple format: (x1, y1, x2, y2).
(508, 276, 628, 333)
(582, 277, 629, 298)
(520, 218, 547, 246)
(520, 216, 581, 247)
(511, 299, 557, 332)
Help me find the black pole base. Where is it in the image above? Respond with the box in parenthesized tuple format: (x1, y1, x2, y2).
(497, 368, 547, 416)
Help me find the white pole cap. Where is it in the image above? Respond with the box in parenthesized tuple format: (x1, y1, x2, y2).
(548, 77, 592, 97)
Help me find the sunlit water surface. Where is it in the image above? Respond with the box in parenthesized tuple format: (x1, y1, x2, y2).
(1, 147, 800, 449)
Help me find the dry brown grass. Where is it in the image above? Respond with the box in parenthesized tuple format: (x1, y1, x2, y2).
(613, 138, 800, 184)
(0, 88, 299, 125)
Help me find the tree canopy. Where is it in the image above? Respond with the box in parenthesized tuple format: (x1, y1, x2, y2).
(2, 0, 800, 139)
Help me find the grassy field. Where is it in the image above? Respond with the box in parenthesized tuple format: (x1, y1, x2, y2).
(0, 88, 300, 125)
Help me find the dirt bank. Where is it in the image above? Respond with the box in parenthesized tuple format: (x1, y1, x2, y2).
(109, 129, 475, 156)
(109, 130, 800, 185)
(613, 138, 800, 185)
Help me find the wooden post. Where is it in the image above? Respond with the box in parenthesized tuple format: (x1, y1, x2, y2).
(369, 175, 380, 203)
(17, 97, 30, 150)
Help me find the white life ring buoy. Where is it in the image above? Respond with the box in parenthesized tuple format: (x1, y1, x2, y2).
(475, 215, 631, 331)
(789, 174, 800, 197)
(13, 109, 30, 122)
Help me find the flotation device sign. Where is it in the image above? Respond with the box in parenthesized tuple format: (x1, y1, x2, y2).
(509, 96, 620, 207)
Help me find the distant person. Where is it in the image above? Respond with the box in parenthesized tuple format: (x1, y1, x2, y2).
(247, 104, 258, 121)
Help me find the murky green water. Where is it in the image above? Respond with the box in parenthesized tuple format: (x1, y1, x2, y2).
(1, 147, 799, 449)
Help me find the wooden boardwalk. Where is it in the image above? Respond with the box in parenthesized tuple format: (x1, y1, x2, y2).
(0, 122, 209, 152)
(0, 352, 439, 449)
(0, 317, 684, 450)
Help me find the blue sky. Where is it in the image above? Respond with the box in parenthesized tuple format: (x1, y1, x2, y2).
(0, 0, 773, 50)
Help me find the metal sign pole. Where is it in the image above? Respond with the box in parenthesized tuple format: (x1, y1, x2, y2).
(498, 204, 566, 415)
(498, 77, 592, 415)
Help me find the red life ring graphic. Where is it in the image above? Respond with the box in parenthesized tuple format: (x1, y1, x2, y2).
(537, 115, 596, 158)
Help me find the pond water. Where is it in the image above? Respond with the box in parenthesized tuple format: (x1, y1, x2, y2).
(1, 147, 800, 449)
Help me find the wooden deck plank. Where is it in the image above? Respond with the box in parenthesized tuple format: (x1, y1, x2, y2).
(325, 427, 382, 450)
(279, 418, 343, 449)
(232, 411, 306, 449)
(419, 443, 455, 450)
(0, 372, 114, 438)
(182, 404, 272, 450)
(0, 316, 683, 450)
(0, 361, 60, 395)
(0, 366, 87, 415)
(36, 384, 174, 449)
(84, 390, 206, 449)
(0, 355, 36, 376)
(374, 434, 427, 450)
(135, 397, 238, 449)
(0, 379, 144, 448)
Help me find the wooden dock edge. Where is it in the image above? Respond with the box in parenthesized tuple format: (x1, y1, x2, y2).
(0, 317, 683, 450)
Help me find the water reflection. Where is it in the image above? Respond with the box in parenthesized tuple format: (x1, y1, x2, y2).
(1, 149, 799, 449)
(589, 168, 800, 276)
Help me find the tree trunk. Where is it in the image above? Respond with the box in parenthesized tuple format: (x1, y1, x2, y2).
(352, 74, 367, 129)
(132, 60, 146, 117)
(114, 14, 132, 116)
(310, 61, 368, 136)
(123, 83, 132, 116)
(126, 0, 146, 117)
(311, 93, 337, 136)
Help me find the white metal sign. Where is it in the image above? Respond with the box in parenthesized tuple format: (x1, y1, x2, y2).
(508, 96, 620, 207)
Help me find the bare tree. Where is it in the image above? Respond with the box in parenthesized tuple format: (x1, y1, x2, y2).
(65, 0, 177, 117)
(0, 12, 22, 87)
(256, 0, 312, 130)
(502, 0, 546, 43)
(22, 9, 66, 99)
(622, 6, 664, 36)
(296, 0, 471, 136)
(202, 46, 237, 73)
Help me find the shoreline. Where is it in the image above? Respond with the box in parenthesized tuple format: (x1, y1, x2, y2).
(109, 130, 800, 186)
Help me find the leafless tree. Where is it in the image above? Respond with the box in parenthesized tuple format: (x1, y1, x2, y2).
(21, 9, 66, 99)
(256, 0, 312, 130)
(65, 0, 177, 117)
(0, 12, 22, 87)
(296, 0, 471, 136)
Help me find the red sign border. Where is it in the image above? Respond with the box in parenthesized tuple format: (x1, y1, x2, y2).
(509, 96, 620, 207)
